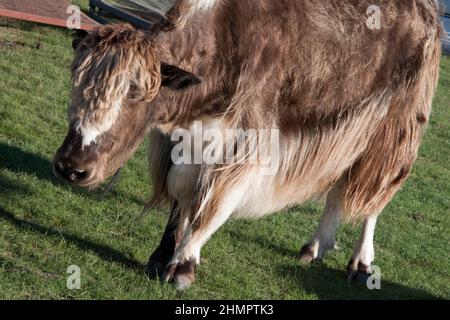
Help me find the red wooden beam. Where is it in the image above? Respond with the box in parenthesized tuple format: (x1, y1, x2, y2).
(0, 7, 99, 31)
(0, 0, 98, 30)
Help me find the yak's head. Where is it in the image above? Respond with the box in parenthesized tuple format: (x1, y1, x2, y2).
(53, 24, 200, 188)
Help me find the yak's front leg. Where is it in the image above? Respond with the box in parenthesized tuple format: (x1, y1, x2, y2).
(163, 184, 245, 290)
(146, 201, 189, 278)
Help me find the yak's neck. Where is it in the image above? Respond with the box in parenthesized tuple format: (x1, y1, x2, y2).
(150, 5, 231, 132)
(155, 7, 218, 69)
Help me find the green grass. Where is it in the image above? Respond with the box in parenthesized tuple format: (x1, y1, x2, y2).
(0, 15, 449, 300)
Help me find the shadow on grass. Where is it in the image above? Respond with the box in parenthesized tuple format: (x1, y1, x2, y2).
(0, 18, 40, 32)
(0, 143, 153, 277)
(0, 173, 31, 195)
(0, 205, 144, 272)
(228, 229, 440, 300)
(227, 229, 299, 258)
(278, 264, 440, 300)
(0, 143, 145, 205)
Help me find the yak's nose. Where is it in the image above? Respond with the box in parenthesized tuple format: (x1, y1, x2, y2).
(53, 159, 89, 183)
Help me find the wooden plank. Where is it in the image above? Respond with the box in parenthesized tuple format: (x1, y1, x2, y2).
(0, 0, 99, 31)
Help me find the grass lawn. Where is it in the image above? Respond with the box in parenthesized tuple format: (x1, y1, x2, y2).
(0, 6, 449, 299)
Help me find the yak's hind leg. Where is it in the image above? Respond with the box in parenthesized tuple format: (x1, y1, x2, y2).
(340, 96, 429, 281)
(346, 214, 378, 281)
(298, 185, 343, 263)
(341, 24, 440, 280)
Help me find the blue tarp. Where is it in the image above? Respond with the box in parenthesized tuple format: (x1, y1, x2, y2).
(441, 0, 450, 55)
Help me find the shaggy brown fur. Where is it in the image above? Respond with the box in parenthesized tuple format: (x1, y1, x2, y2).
(147, 0, 441, 224)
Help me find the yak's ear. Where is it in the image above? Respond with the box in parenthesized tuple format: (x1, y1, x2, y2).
(160, 63, 202, 90)
(72, 29, 89, 50)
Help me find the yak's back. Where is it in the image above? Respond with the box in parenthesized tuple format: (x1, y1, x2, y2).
(211, 0, 441, 131)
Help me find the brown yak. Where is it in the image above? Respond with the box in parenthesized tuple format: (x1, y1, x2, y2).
(53, 0, 442, 289)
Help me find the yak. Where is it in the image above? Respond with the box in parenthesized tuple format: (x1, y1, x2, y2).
(53, 0, 442, 289)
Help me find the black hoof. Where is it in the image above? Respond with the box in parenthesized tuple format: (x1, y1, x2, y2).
(145, 248, 172, 280)
(163, 258, 197, 290)
(145, 260, 166, 279)
(346, 259, 372, 284)
(298, 244, 315, 264)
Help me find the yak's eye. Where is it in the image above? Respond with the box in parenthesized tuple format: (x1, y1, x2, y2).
(127, 83, 140, 100)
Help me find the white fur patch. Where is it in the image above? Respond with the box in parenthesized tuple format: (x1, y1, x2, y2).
(304, 187, 342, 259)
(77, 101, 121, 147)
(79, 125, 104, 147)
(359, 215, 377, 264)
(353, 215, 378, 267)
(232, 170, 286, 219)
(188, 0, 217, 12)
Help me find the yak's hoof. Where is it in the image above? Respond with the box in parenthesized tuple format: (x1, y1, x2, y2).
(298, 241, 337, 265)
(145, 248, 172, 279)
(146, 260, 166, 279)
(346, 259, 372, 283)
(163, 258, 197, 290)
(174, 274, 195, 291)
(298, 244, 316, 264)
